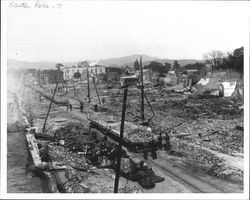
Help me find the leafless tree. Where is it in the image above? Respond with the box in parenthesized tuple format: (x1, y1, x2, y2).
(203, 50, 225, 71)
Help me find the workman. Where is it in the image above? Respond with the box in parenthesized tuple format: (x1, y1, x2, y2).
(157, 133, 163, 150)
(143, 143, 148, 160)
(69, 104, 73, 111)
(147, 126, 152, 133)
(100, 136, 108, 155)
(164, 133, 171, 151)
(149, 140, 157, 160)
(66, 100, 70, 112)
(80, 101, 84, 113)
(94, 104, 98, 112)
(102, 97, 105, 104)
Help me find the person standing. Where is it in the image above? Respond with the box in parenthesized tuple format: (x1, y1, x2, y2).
(66, 100, 70, 112)
(102, 97, 105, 104)
(157, 133, 163, 150)
(143, 142, 148, 160)
(164, 133, 171, 151)
(69, 104, 73, 112)
(150, 140, 157, 160)
(80, 101, 84, 113)
(94, 104, 98, 112)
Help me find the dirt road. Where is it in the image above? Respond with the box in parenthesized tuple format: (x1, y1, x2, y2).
(7, 131, 42, 193)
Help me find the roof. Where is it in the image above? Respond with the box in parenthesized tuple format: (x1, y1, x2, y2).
(168, 70, 175, 74)
(120, 75, 138, 79)
(187, 69, 198, 72)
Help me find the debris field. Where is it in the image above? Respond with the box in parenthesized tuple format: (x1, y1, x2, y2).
(7, 77, 244, 193)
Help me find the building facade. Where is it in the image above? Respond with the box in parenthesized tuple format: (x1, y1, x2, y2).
(159, 70, 177, 86)
(120, 75, 139, 87)
(62, 62, 106, 81)
(135, 68, 152, 83)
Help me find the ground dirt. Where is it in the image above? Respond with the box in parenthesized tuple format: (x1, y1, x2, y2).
(7, 91, 42, 193)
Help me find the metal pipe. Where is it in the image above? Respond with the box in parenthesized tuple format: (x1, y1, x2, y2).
(42, 82, 58, 133)
(114, 86, 128, 193)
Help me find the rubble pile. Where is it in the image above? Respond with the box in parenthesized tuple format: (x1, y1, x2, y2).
(168, 117, 243, 155)
(170, 138, 243, 182)
(207, 164, 243, 183)
(41, 144, 89, 170)
(53, 122, 91, 152)
(62, 180, 90, 193)
(171, 138, 223, 166)
(126, 128, 155, 143)
(211, 129, 243, 155)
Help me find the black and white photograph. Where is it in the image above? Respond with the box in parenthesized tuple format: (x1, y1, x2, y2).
(1, 0, 249, 199)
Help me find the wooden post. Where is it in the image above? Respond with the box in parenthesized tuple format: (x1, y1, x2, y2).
(142, 87, 155, 117)
(42, 82, 58, 133)
(93, 76, 101, 105)
(65, 80, 68, 94)
(114, 86, 128, 193)
(73, 80, 76, 96)
(87, 68, 91, 102)
(38, 70, 41, 86)
(140, 55, 145, 120)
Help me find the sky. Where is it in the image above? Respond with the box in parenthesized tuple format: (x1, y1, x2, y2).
(6, 1, 249, 62)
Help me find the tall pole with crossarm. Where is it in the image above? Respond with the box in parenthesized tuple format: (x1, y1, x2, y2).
(114, 85, 128, 193)
(140, 55, 145, 120)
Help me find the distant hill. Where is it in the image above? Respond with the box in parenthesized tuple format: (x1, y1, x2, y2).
(7, 55, 202, 70)
(98, 54, 202, 68)
(119, 58, 203, 69)
(97, 54, 159, 67)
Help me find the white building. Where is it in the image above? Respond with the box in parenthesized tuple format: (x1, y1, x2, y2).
(61, 62, 106, 81)
(62, 61, 89, 80)
(88, 65, 106, 76)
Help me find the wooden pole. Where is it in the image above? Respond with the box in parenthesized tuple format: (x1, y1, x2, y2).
(42, 82, 58, 133)
(73, 80, 76, 96)
(93, 76, 101, 105)
(87, 68, 91, 102)
(38, 70, 41, 86)
(140, 55, 145, 120)
(65, 80, 68, 94)
(114, 86, 128, 193)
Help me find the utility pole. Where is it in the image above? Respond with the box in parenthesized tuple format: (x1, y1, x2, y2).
(73, 80, 76, 96)
(65, 80, 68, 94)
(87, 68, 91, 102)
(114, 85, 128, 193)
(93, 76, 101, 105)
(38, 70, 41, 86)
(42, 81, 58, 133)
(140, 55, 145, 120)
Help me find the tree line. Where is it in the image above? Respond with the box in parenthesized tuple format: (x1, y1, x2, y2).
(203, 47, 243, 75)
(132, 47, 243, 77)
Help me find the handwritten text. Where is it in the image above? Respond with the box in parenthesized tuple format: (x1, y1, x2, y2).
(9, 0, 63, 10)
